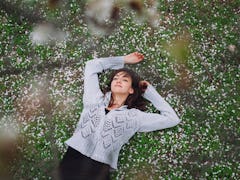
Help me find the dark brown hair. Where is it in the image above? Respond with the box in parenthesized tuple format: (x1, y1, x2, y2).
(105, 68, 148, 111)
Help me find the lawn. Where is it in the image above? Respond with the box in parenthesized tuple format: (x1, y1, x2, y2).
(0, 0, 239, 179)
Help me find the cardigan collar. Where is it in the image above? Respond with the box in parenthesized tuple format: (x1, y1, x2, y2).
(104, 91, 128, 110)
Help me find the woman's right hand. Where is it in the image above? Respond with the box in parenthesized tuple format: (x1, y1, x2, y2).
(124, 52, 144, 64)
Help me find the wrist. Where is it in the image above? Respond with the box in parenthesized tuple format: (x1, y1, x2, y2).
(123, 55, 129, 64)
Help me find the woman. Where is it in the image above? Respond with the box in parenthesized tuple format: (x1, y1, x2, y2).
(59, 52, 181, 180)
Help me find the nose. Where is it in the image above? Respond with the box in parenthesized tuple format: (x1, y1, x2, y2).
(115, 78, 121, 82)
(115, 79, 122, 85)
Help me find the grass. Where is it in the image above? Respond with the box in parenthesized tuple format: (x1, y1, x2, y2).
(0, 0, 239, 179)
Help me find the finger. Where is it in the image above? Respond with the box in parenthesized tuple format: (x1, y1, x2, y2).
(137, 53, 143, 58)
(142, 80, 149, 85)
(135, 52, 141, 56)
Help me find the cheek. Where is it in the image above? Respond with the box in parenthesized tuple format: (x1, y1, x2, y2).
(125, 83, 132, 89)
(110, 81, 114, 88)
(127, 82, 133, 88)
(110, 80, 118, 90)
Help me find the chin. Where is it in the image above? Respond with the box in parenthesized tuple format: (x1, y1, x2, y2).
(112, 90, 128, 95)
(112, 90, 123, 94)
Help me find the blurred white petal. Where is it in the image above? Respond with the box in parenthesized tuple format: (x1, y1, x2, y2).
(86, 0, 114, 22)
(228, 44, 236, 53)
(147, 8, 160, 28)
(30, 23, 67, 45)
(0, 115, 19, 141)
(85, 0, 114, 36)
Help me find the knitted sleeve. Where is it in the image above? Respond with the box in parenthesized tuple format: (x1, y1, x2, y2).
(137, 85, 181, 132)
(83, 56, 124, 107)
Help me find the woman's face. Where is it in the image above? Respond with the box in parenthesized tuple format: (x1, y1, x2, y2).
(111, 71, 134, 95)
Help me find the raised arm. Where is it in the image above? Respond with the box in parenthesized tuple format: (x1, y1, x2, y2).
(137, 84, 181, 132)
(83, 56, 124, 107)
(83, 52, 144, 107)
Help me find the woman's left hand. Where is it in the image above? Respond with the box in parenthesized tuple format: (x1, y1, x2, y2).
(139, 80, 150, 92)
(124, 52, 144, 64)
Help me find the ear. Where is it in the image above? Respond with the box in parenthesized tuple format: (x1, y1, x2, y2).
(129, 88, 134, 94)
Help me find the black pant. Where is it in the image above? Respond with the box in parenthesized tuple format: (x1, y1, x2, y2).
(59, 147, 111, 180)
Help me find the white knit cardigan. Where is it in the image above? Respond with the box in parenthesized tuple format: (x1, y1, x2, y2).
(65, 56, 181, 170)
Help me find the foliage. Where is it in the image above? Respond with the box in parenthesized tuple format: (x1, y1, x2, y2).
(0, 0, 239, 179)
